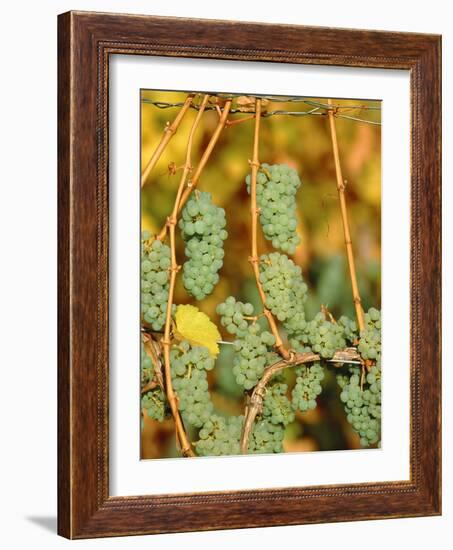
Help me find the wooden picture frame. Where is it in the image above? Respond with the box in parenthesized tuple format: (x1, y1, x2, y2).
(58, 10, 442, 538)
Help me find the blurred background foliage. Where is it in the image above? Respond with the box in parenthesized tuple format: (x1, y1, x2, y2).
(141, 90, 381, 459)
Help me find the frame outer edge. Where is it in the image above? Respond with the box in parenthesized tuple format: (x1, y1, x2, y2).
(59, 10, 107, 538)
(434, 35, 442, 515)
(57, 11, 73, 540)
(429, 35, 441, 515)
(407, 37, 442, 515)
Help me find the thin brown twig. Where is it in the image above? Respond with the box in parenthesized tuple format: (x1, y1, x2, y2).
(248, 98, 289, 360)
(142, 333, 164, 390)
(178, 100, 232, 211)
(160, 94, 210, 457)
(326, 98, 365, 332)
(156, 100, 232, 241)
(225, 114, 255, 127)
(327, 347, 362, 366)
(141, 380, 159, 394)
(240, 351, 320, 453)
(321, 304, 337, 324)
(141, 94, 195, 188)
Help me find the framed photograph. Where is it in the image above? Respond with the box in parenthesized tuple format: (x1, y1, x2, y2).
(58, 11, 441, 538)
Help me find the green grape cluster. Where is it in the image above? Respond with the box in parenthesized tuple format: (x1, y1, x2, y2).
(216, 296, 255, 338)
(249, 418, 285, 454)
(336, 372, 349, 389)
(195, 413, 285, 456)
(140, 340, 154, 386)
(295, 312, 346, 359)
(338, 365, 381, 447)
(259, 252, 308, 332)
(338, 315, 358, 345)
(170, 342, 214, 428)
(262, 382, 295, 426)
(291, 362, 325, 412)
(195, 414, 243, 456)
(141, 387, 167, 422)
(246, 163, 302, 254)
(141, 232, 172, 330)
(232, 324, 276, 390)
(358, 308, 381, 360)
(179, 191, 228, 300)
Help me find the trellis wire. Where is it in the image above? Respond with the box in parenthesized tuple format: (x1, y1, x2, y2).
(141, 94, 381, 125)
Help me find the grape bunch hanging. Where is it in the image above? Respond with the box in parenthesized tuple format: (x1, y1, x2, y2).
(141, 93, 381, 457)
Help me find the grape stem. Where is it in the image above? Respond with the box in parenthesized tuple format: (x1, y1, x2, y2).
(225, 114, 255, 127)
(240, 351, 320, 454)
(161, 94, 210, 457)
(141, 94, 195, 188)
(141, 327, 163, 335)
(142, 333, 164, 390)
(248, 98, 290, 360)
(326, 99, 365, 332)
(177, 99, 232, 212)
(156, 99, 232, 241)
(321, 304, 337, 324)
(242, 314, 263, 322)
(141, 380, 159, 394)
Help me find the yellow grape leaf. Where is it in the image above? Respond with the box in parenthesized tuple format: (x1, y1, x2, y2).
(174, 305, 221, 357)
